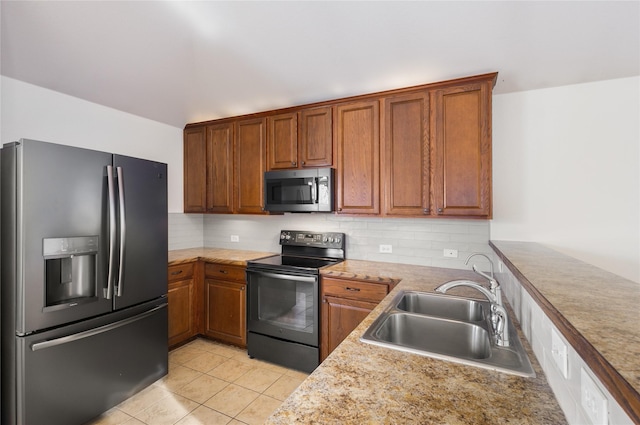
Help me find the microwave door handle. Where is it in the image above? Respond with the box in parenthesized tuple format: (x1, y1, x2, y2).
(312, 179, 318, 204)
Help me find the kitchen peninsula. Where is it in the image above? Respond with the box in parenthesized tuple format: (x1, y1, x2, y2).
(168, 242, 639, 424)
(169, 248, 565, 423)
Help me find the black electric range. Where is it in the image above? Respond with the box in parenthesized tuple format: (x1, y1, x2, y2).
(245, 230, 345, 373)
(247, 230, 345, 275)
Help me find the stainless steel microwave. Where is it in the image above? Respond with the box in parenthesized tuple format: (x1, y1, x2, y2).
(263, 168, 335, 213)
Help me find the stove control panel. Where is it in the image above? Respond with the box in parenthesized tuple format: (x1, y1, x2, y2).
(279, 230, 345, 249)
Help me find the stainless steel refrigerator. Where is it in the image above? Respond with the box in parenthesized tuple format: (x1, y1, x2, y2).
(1, 139, 169, 425)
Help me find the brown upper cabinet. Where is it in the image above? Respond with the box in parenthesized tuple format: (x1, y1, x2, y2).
(184, 72, 497, 218)
(206, 123, 234, 213)
(335, 100, 380, 215)
(381, 91, 430, 216)
(299, 106, 333, 168)
(267, 112, 298, 170)
(431, 80, 493, 217)
(183, 127, 207, 213)
(183, 123, 234, 213)
(235, 117, 267, 214)
(267, 106, 333, 170)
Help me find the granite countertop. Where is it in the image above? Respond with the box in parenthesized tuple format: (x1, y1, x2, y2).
(267, 259, 566, 424)
(168, 247, 276, 267)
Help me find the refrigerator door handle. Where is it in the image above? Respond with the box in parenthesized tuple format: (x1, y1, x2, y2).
(30, 303, 167, 351)
(105, 165, 117, 300)
(116, 166, 126, 297)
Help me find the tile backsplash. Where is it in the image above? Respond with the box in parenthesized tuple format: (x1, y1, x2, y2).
(168, 213, 203, 250)
(169, 213, 492, 270)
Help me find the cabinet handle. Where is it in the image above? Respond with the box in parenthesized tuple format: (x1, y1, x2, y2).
(240, 286, 245, 291)
(437, 208, 443, 214)
(170, 270, 183, 276)
(345, 287, 361, 292)
(219, 270, 228, 274)
(423, 208, 429, 214)
(292, 161, 297, 166)
(301, 161, 305, 165)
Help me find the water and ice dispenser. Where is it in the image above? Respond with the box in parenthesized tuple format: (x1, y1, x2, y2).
(43, 236, 98, 310)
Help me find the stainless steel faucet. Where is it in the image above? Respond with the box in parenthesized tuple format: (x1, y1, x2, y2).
(435, 252, 510, 346)
(435, 279, 510, 347)
(465, 253, 502, 307)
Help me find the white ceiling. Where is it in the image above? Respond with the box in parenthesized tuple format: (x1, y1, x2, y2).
(1, 1, 638, 128)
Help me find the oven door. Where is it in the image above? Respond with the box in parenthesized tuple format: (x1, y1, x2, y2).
(246, 269, 318, 347)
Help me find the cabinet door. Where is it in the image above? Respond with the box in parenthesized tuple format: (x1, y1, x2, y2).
(183, 126, 207, 213)
(206, 123, 234, 213)
(300, 106, 333, 168)
(321, 295, 377, 361)
(382, 92, 430, 216)
(267, 112, 298, 170)
(431, 81, 492, 217)
(235, 118, 267, 214)
(320, 277, 389, 361)
(205, 279, 246, 347)
(336, 100, 380, 214)
(168, 279, 195, 347)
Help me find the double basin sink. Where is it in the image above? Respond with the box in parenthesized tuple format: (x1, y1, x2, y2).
(360, 290, 535, 377)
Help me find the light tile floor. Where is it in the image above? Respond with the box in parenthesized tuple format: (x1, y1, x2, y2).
(86, 338, 308, 425)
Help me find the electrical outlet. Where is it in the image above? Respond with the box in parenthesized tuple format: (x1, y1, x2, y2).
(230, 235, 240, 242)
(379, 244, 392, 254)
(551, 328, 568, 378)
(443, 249, 458, 258)
(581, 368, 608, 425)
(498, 261, 504, 273)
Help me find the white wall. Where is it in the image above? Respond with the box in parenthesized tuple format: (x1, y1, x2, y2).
(0, 76, 184, 212)
(492, 77, 640, 283)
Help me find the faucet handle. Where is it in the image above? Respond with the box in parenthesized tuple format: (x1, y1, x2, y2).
(465, 253, 495, 279)
(471, 264, 494, 283)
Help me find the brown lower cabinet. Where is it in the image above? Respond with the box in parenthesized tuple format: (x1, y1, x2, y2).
(204, 263, 247, 346)
(168, 262, 199, 347)
(168, 261, 246, 349)
(320, 276, 395, 361)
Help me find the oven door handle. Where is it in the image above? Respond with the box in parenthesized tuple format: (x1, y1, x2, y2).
(248, 270, 317, 283)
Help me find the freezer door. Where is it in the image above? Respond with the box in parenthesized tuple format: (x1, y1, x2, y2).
(112, 155, 167, 310)
(10, 301, 168, 425)
(3, 140, 114, 335)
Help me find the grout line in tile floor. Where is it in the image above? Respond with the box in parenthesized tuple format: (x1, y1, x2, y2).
(86, 338, 308, 425)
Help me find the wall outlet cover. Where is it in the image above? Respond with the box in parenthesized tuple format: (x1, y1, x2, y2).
(443, 249, 458, 258)
(580, 368, 608, 425)
(551, 328, 568, 378)
(230, 235, 240, 242)
(379, 244, 392, 254)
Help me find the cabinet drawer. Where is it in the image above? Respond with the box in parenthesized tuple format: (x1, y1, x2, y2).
(168, 262, 195, 282)
(322, 278, 388, 302)
(205, 263, 246, 282)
